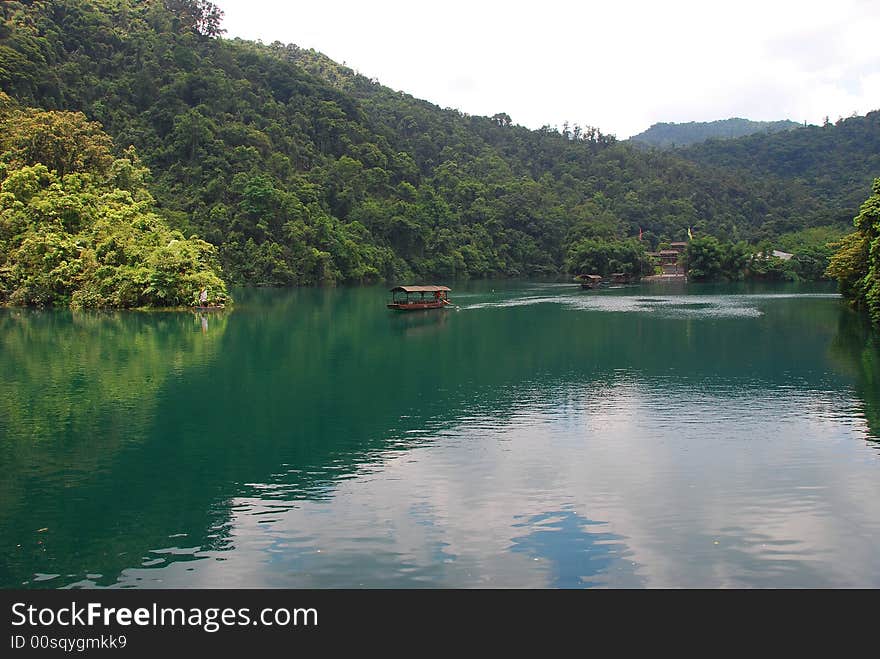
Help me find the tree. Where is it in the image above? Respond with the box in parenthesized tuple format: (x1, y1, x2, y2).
(827, 232, 869, 305)
(0, 101, 229, 308)
(565, 238, 651, 278)
(791, 246, 832, 281)
(828, 179, 880, 323)
(491, 113, 512, 128)
(720, 241, 750, 280)
(163, 0, 225, 37)
(684, 237, 724, 281)
(0, 98, 114, 177)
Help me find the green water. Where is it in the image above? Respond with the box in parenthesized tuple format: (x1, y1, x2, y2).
(2, 281, 880, 588)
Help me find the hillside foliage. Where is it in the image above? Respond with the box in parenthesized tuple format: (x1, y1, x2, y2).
(629, 118, 801, 148)
(0, 0, 852, 291)
(827, 179, 880, 324)
(0, 94, 228, 308)
(680, 112, 880, 223)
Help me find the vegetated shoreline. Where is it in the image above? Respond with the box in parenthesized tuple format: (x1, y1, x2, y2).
(1, 273, 842, 314)
(1, 1, 870, 315)
(0, 301, 231, 312)
(2, 0, 870, 294)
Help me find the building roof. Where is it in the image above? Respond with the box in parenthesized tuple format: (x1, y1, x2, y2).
(390, 285, 451, 293)
(669, 242, 688, 247)
(659, 250, 679, 256)
(772, 250, 794, 260)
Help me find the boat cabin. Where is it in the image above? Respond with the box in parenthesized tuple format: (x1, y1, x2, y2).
(610, 272, 630, 284)
(387, 285, 451, 310)
(576, 274, 603, 289)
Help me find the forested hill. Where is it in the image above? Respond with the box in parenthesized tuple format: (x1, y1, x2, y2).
(678, 112, 880, 220)
(0, 0, 843, 286)
(629, 118, 802, 148)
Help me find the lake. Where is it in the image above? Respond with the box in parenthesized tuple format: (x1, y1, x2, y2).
(2, 281, 879, 588)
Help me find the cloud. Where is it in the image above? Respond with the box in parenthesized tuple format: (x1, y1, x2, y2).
(216, 0, 880, 138)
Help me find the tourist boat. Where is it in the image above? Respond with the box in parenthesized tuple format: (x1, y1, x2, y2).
(575, 274, 603, 289)
(387, 285, 451, 310)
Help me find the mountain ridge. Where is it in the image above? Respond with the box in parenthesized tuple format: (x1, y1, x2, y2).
(629, 117, 804, 148)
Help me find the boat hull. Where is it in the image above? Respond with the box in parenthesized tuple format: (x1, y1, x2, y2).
(387, 301, 449, 311)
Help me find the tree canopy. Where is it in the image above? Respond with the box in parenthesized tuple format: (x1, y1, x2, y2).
(629, 118, 802, 148)
(827, 179, 880, 324)
(0, 0, 857, 291)
(0, 95, 228, 308)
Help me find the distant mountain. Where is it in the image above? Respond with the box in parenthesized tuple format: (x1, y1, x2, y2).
(629, 118, 803, 148)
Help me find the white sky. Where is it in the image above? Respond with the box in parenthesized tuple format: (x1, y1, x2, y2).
(215, 0, 880, 139)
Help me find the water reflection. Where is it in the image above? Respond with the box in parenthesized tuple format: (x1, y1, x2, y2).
(828, 307, 880, 443)
(2, 283, 880, 588)
(387, 307, 451, 338)
(510, 509, 642, 588)
(0, 308, 229, 588)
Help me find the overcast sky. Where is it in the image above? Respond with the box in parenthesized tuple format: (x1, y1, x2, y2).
(215, 0, 880, 139)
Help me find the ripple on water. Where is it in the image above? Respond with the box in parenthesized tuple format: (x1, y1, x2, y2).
(461, 293, 766, 318)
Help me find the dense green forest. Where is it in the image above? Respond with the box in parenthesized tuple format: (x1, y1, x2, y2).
(0, 93, 228, 307)
(629, 118, 802, 148)
(680, 235, 833, 283)
(0, 0, 873, 303)
(679, 112, 880, 223)
(827, 179, 880, 324)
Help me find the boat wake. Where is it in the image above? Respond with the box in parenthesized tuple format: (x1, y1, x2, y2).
(462, 293, 769, 318)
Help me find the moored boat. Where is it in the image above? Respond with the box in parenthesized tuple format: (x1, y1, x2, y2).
(387, 285, 451, 310)
(575, 274, 603, 289)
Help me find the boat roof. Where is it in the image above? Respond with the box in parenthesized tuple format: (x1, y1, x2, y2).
(390, 285, 451, 293)
(576, 274, 603, 280)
